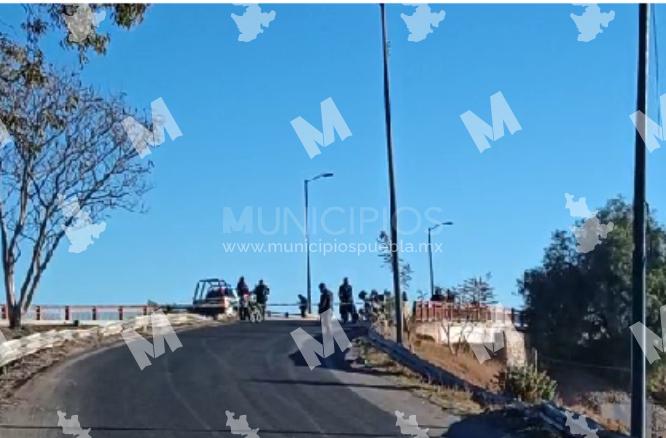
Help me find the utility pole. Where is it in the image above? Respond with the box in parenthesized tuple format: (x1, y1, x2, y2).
(304, 173, 334, 314)
(428, 221, 453, 297)
(380, 4, 402, 344)
(631, 4, 649, 438)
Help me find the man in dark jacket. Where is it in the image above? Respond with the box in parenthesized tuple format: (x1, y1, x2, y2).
(236, 276, 249, 295)
(338, 278, 353, 323)
(318, 283, 333, 315)
(236, 276, 250, 320)
(338, 278, 352, 303)
(254, 279, 269, 318)
(297, 294, 308, 318)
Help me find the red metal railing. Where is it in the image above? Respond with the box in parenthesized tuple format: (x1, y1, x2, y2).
(413, 301, 526, 327)
(0, 304, 156, 322)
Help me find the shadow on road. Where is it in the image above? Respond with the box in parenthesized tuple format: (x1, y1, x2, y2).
(286, 323, 365, 370)
(443, 408, 559, 438)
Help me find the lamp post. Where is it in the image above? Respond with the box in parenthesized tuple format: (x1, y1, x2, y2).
(304, 172, 334, 314)
(428, 221, 453, 297)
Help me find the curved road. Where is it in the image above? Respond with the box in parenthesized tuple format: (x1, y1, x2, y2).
(0, 320, 479, 437)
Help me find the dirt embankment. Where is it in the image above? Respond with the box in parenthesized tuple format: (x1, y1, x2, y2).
(0, 327, 115, 411)
(409, 335, 504, 392)
(407, 334, 639, 435)
(353, 337, 563, 437)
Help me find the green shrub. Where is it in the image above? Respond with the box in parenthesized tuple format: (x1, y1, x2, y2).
(648, 362, 666, 403)
(499, 365, 557, 403)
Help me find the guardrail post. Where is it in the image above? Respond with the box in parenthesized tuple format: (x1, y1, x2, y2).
(36, 305, 41, 321)
(65, 306, 70, 321)
(118, 306, 124, 321)
(92, 306, 97, 321)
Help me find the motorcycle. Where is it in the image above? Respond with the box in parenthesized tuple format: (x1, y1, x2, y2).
(248, 294, 264, 323)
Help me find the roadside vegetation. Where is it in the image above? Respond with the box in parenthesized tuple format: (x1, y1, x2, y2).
(498, 365, 557, 403)
(394, 196, 662, 433)
(519, 197, 666, 412)
(353, 337, 562, 437)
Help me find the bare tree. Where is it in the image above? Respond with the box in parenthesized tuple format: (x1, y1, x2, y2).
(0, 40, 153, 328)
(458, 273, 496, 306)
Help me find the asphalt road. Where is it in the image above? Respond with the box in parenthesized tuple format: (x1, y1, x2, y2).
(0, 320, 478, 438)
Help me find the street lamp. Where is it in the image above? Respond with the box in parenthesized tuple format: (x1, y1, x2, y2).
(428, 221, 453, 298)
(304, 172, 334, 314)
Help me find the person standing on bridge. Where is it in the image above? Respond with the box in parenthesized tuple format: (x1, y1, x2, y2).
(338, 277, 353, 323)
(317, 283, 333, 315)
(237, 276, 249, 295)
(298, 294, 308, 318)
(237, 276, 250, 320)
(254, 279, 269, 318)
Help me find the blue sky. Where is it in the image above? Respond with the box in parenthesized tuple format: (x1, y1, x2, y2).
(1, 4, 664, 309)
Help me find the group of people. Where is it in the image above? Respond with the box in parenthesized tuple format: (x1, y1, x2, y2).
(358, 289, 407, 322)
(236, 276, 269, 320)
(431, 286, 456, 303)
(234, 275, 407, 323)
(296, 278, 406, 323)
(318, 278, 358, 323)
(297, 278, 356, 321)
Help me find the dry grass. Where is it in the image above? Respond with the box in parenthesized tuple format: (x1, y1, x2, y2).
(410, 335, 503, 392)
(353, 337, 483, 416)
(0, 324, 75, 340)
(405, 336, 632, 434)
(0, 334, 102, 411)
(353, 338, 566, 438)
